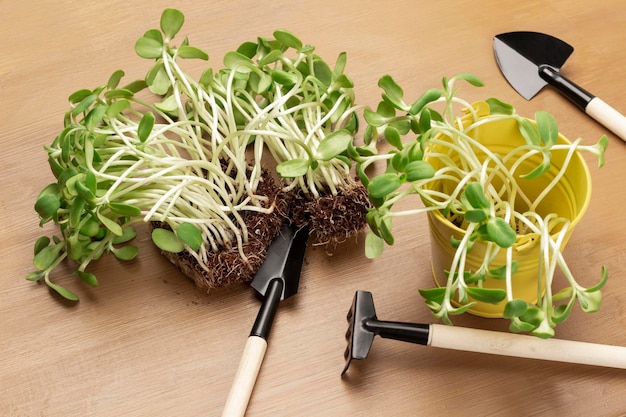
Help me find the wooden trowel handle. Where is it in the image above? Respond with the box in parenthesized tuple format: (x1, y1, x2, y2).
(430, 324, 626, 368)
(586, 97, 626, 142)
(222, 279, 283, 416)
(539, 64, 626, 142)
(222, 336, 268, 417)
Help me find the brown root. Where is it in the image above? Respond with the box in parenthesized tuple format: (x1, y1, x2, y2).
(157, 171, 289, 291)
(157, 170, 370, 289)
(288, 180, 370, 252)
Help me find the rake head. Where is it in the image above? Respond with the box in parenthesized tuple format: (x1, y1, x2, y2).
(342, 290, 377, 375)
(342, 291, 431, 376)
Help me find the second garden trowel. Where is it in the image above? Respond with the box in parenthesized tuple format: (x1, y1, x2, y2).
(493, 31, 626, 141)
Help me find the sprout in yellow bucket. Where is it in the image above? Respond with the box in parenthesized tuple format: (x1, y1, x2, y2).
(354, 73, 608, 338)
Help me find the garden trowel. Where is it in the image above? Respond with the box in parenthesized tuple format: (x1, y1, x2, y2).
(222, 223, 309, 417)
(493, 31, 626, 141)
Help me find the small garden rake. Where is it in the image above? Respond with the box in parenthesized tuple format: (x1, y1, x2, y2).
(342, 290, 626, 375)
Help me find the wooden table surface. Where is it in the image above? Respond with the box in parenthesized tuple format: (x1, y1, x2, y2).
(3, 1, 626, 415)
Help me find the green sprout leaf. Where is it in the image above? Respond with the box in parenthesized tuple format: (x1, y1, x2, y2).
(363, 109, 389, 127)
(578, 289, 602, 313)
(333, 51, 347, 77)
(531, 319, 555, 339)
(364, 231, 384, 259)
(177, 45, 209, 60)
(35, 194, 60, 220)
(486, 217, 516, 248)
(509, 317, 537, 333)
(143, 29, 163, 44)
(85, 171, 97, 192)
(224, 51, 253, 72)
(34, 236, 51, 255)
(403, 160, 435, 182)
(199, 68, 214, 90)
(152, 228, 184, 253)
(552, 300, 575, 324)
(383, 126, 403, 149)
(271, 69, 298, 86)
(452, 73, 484, 87)
(378, 75, 408, 111)
(104, 89, 134, 100)
(108, 202, 142, 217)
(107, 70, 125, 90)
(46, 280, 79, 301)
(154, 95, 179, 114)
(520, 151, 551, 179)
(33, 244, 63, 271)
(257, 50, 283, 67)
(123, 79, 148, 94)
(586, 265, 608, 292)
(69, 198, 86, 228)
(417, 107, 433, 134)
(273, 29, 302, 50)
(96, 210, 123, 236)
(368, 173, 402, 198)
(378, 216, 394, 245)
(519, 306, 544, 326)
(75, 181, 96, 203)
(464, 209, 488, 223)
(112, 245, 140, 261)
(503, 299, 528, 319)
(419, 287, 447, 304)
(446, 303, 477, 316)
(316, 130, 353, 161)
(486, 97, 514, 115)
(391, 151, 407, 172)
(68, 89, 92, 104)
(137, 111, 155, 143)
(71, 93, 98, 116)
(236, 41, 258, 58)
(551, 287, 574, 302)
(26, 271, 44, 282)
(106, 99, 132, 119)
(313, 59, 333, 87)
(461, 183, 490, 210)
(160, 8, 184, 40)
(76, 271, 99, 287)
(79, 219, 100, 237)
(135, 36, 163, 59)
(85, 105, 107, 131)
(488, 261, 518, 279)
(276, 158, 310, 177)
(465, 287, 506, 304)
(248, 72, 272, 94)
(408, 89, 442, 115)
(518, 118, 541, 146)
(176, 222, 203, 251)
(596, 135, 609, 168)
(535, 110, 559, 147)
(112, 226, 137, 245)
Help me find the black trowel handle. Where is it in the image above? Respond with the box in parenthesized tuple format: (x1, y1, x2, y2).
(222, 279, 283, 417)
(540, 65, 626, 142)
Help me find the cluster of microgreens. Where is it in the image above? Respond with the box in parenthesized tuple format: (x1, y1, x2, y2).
(28, 8, 359, 300)
(353, 73, 609, 337)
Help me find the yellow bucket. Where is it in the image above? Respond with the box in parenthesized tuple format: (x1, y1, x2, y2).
(425, 115, 592, 318)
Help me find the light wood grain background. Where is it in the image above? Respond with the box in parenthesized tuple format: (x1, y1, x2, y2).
(3, 1, 626, 415)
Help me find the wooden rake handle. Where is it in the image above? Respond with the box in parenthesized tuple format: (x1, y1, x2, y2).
(429, 324, 626, 368)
